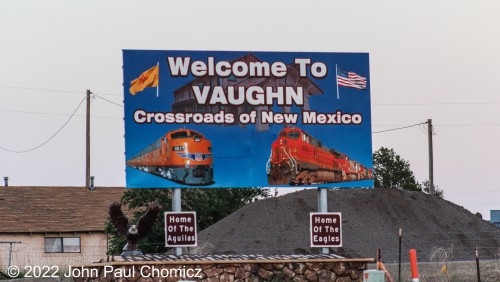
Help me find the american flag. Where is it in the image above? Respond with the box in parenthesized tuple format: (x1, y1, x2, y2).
(337, 66, 367, 90)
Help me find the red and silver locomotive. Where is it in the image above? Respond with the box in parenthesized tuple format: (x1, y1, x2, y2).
(267, 127, 372, 185)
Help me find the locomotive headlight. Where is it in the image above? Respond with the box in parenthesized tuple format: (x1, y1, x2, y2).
(172, 146, 185, 151)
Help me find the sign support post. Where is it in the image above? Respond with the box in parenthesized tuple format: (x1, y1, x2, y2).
(317, 187, 329, 254)
(172, 188, 182, 255)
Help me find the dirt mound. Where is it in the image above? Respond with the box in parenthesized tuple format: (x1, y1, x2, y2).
(193, 188, 500, 262)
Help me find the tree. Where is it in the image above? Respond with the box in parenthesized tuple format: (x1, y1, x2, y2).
(421, 180, 444, 199)
(373, 147, 421, 191)
(105, 188, 270, 255)
(373, 147, 445, 198)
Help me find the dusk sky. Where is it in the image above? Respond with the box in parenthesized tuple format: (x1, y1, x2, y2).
(1, 1, 499, 219)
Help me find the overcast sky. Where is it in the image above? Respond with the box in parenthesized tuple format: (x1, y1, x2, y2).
(1, 0, 499, 219)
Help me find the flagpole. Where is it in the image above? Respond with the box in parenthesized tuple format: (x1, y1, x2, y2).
(156, 62, 160, 98)
(336, 64, 340, 99)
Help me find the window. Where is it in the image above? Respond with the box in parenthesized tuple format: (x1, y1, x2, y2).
(44, 237, 81, 253)
(171, 131, 189, 139)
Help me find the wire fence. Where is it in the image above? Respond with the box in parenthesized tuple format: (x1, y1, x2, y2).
(2, 240, 500, 281)
(0, 243, 106, 272)
(2, 235, 500, 271)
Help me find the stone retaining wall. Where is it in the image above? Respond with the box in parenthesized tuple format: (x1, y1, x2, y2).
(75, 254, 374, 282)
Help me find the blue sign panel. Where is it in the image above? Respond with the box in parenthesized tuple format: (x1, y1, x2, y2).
(123, 50, 373, 188)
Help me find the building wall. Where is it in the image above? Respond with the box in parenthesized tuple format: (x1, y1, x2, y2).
(76, 258, 370, 282)
(0, 232, 107, 271)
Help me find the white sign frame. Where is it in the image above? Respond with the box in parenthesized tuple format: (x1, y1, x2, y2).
(310, 212, 342, 248)
(165, 211, 197, 247)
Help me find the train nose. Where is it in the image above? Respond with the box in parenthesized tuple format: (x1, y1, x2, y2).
(193, 167, 205, 177)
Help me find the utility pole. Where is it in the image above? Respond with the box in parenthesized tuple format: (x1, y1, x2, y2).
(86, 90, 91, 189)
(428, 119, 434, 195)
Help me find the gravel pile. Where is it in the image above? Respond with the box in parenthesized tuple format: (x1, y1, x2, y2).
(192, 188, 500, 262)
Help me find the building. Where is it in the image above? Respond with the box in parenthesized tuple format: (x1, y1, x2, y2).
(491, 210, 500, 228)
(172, 53, 324, 131)
(0, 186, 124, 270)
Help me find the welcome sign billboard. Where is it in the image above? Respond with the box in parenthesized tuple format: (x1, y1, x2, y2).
(123, 50, 373, 188)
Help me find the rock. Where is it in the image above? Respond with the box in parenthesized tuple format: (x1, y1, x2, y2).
(260, 263, 274, 271)
(294, 263, 307, 274)
(203, 266, 224, 278)
(324, 263, 335, 271)
(317, 269, 337, 282)
(293, 274, 308, 282)
(304, 269, 318, 281)
(151, 277, 164, 282)
(273, 263, 285, 270)
(349, 262, 366, 271)
(306, 262, 323, 272)
(336, 276, 352, 282)
(220, 273, 235, 282)
(235, 267, 245, 279)
(283, 266, 296, 279)
(349, 268, 361, 280)
(129, 266, 142, 282)
(244, 272, 261, 282)
(270, 272, 287, 282)
(257, 267, 274, 280)
(333, 262, 349, 276)
(202, 264, 215, 270)
(137, 277, 153, 282)
(224, 266, 236, 274)
(243, 263, 258, 273)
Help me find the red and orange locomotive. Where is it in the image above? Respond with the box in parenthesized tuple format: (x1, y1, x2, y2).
(127, 129, 214, 185)
(267, 127, 372, 185)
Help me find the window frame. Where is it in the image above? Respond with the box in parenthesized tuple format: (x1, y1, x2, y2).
(44, 237, 81, 254)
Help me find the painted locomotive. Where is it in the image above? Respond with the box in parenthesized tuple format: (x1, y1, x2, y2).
(127, 129, 214, 186)
(267, 127, 372, 185)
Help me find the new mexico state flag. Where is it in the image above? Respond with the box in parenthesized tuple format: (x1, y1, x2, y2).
(129, 64, 159, 95)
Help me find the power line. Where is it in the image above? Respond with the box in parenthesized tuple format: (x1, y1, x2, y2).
(94, 94, 123, 107)
(372, 122, 427, 134)
(0, 109, 121, 119)
(0, 96, 86, 153)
